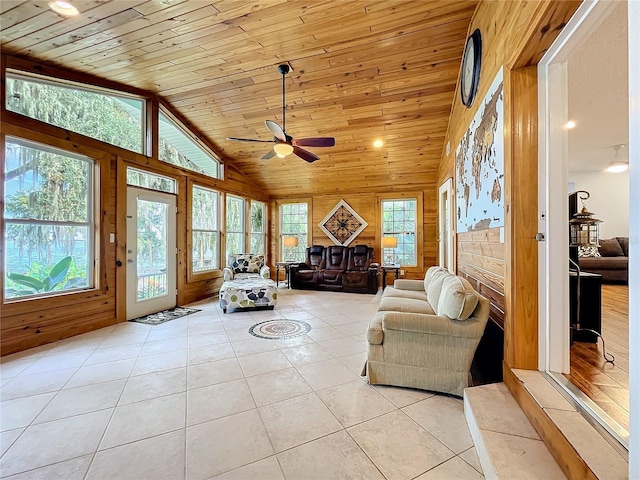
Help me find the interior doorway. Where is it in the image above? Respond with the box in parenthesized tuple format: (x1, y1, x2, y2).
(126, 186, 177, 319)
(538, 0, 633, 452)
(438, 178, 455, 273)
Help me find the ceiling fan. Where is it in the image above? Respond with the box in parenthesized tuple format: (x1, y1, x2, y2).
(227, 64, 335, 163)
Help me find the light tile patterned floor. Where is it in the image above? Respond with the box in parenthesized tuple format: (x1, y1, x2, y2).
(0, 289, 484, 480)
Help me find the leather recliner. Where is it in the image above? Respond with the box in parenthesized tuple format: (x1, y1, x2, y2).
(290, 245, 379, 293)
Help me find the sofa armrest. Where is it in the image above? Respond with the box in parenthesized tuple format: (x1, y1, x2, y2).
(381, 311, 487, 339)
(260, 265, 270, 279)
(223, 267, 234, 282)
(392, 279, 424, 291)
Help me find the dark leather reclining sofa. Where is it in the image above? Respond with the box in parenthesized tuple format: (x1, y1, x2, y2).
(290, 245, 379, 294)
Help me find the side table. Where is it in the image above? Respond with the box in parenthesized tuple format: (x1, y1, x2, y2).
(381, 264, 400, 289)
(275, 261, 297, 288)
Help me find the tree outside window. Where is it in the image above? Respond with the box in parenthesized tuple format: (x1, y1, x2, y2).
(280, 203, 308, 262)
(250, 201, 266, 255)
(226, 195, 245, 263)
(382, 199, 417, 266)
(192, 185, 219, 273)
(4, 138, 94, 299)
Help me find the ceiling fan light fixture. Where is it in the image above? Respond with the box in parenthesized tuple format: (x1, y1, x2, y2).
(273, 143, 294, 157)
(605, 161, 628, 173)
(48, 1, 79, 16)
(373, 139, 384, 148)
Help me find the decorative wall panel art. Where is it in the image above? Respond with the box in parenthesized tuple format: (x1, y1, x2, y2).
(319, 200, 368, 246)
(456, 68, 504, 233)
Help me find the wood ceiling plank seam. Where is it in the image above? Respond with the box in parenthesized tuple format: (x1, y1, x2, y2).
(1, 10, 63, 43)
(130, 0, 188, 17)
(0, 1, 29, 16)
(2, 1, 147, 51)
(4, 8, 144, 54)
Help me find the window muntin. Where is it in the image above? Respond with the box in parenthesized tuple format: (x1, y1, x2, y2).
(250, 201, 266, 255)
(225, 195, 245, 262)
(4, 137, 95, 300)
(6, 72, 144, 154)
(159, 110, 220, 179)
(280, 203, 308, 262)
(191, 185, 219, 273)
(382, 199, 417, 267)
(126, 167, 176, 193)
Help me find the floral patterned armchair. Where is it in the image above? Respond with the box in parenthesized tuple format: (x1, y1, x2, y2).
(223, 253, 270, 281)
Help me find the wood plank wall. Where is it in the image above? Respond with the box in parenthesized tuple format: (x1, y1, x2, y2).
(269, 188, 437, 282)
(438, 1, 581, 369)
(0, 54, 268, 356)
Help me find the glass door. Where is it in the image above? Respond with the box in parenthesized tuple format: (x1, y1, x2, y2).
(126, 186, 177, 319)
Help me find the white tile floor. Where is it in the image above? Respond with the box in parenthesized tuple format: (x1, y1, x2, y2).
(0, 289, 484, 480)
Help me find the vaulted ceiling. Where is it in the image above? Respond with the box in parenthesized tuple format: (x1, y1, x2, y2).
(1, 0, 478, 197)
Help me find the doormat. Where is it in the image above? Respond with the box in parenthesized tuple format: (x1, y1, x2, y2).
(129, 307, 200, 326)
(249, 319, 311, 340)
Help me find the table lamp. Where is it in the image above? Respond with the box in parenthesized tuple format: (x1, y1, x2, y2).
(382, 236, 398, 265)
(283, 236, 299, 261)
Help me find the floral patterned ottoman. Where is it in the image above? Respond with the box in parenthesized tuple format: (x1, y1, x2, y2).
(219, 277, 278, 313)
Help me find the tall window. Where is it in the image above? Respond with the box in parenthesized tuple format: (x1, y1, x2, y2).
(6, 72, 145, 154)
(4, 137, 95, 300)
(225, 195, 245, 262)
(280, 203, 308, 261)
(250, 201, 266, 255)
(159, 110, 220, 179)
(382, 199, 417, 266)
(192, 185, 219, 273)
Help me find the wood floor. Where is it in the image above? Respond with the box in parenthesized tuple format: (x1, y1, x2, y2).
(567, 284, 629, 433)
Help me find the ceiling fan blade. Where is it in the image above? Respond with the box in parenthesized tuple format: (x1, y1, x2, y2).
(261, 149, 276, 160)
(293, 146, 319, 163)
(227, 137, 273, 143)
(265, 120, 286, 142)
(293, 137, 336, 147)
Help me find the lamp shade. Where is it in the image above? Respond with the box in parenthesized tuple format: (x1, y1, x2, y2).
(273, 143, 294, 157)
(382, 237, 398, 248)
(283, 236, 299, 247)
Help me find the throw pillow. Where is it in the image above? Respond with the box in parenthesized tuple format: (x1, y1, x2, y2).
(616, 237, 629, 256)
(598, 238, 624, 257)
(436, 275, 479, 320)
(578, 246, 601, 258)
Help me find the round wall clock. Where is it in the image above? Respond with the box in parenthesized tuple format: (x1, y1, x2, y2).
(460, 29, 482, 108)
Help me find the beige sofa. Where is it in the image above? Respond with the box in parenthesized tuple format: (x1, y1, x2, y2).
(362, 266, 490, 397)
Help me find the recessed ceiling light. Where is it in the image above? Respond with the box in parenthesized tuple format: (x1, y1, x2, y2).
(373, 139, 384, 148)
(565, 120, 576, 129)
(48, 1, 79, 16)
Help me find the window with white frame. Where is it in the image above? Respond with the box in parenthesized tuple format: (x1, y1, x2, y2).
(225, 195, 245, 262)
(126, 167, 176, 193)
(250, 201, 266, 255)
(280, 203, 308, 262)
(159, 110, 220, 179)
(192, 185, 219, 273)
(4, 137, 95, 300)
(382, 199, 417, 266)
(6, 71, 145, 154)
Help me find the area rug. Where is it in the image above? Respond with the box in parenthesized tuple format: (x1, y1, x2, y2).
(249, 319, 311, 340)
(129, 307, 200, 326)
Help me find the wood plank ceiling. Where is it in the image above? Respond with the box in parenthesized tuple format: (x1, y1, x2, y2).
(1, 0, 478, 197)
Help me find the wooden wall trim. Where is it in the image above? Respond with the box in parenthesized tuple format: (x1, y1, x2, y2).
(504, 66, 539, 369)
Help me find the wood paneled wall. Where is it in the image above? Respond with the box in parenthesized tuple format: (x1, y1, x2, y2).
(437, 1, 581, 369)
(269, 187, 437, 281)
(0, 54, 267, 356)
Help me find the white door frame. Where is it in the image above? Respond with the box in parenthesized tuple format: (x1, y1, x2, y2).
(126, 186, 177, 319)
(538, 0, 638, 470)
(438, 178, 455, 273)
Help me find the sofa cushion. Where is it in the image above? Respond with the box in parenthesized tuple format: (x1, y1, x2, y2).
(436, 276, 479, 320)
(379, 297, 435, 315)
(599, 238, 624, 257)
(579, 256, 628, 270)
(382, 287, 427, 301)
(616, 237, 629, 256)
(425, 268, 450, 309)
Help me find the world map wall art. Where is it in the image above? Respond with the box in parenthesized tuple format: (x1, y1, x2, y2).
(319, 200, 368, 246)
(456, 68, 504, 233)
